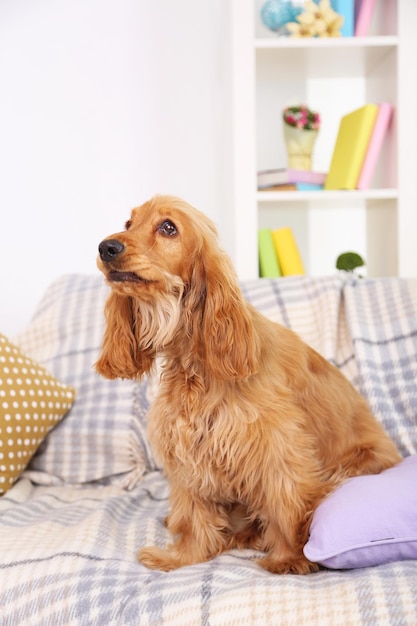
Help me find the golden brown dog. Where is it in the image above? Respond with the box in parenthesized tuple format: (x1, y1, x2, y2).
(96, 195, 400, 574)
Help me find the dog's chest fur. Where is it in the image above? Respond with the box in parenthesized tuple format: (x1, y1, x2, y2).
(148, 381, 254, 499)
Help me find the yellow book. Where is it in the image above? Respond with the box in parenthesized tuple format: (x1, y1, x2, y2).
(272, 227, 305, 276)
(324, 104, 378, 190)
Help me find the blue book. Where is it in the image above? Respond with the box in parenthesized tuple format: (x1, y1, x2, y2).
(296, 183, 324, 191)
(331, 0, 354, 37)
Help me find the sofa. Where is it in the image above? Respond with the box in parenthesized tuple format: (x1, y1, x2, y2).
(1, 272, 416, 625)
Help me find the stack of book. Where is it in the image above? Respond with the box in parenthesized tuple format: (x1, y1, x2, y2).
(257, 168, 326, 192)
(258, 227, 304, 278)
(325, 102, 393, 191)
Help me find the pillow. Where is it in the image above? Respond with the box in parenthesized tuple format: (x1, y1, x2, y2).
(14, 274, 159, 489)
(304, 455, 417, 569)
(0, 333, 75, 495)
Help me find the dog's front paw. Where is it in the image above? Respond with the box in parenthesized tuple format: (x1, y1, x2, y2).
(258, 554, 319, 575)
(138, 546, 182, 572)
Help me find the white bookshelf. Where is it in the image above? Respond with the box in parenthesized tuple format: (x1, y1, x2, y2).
(229, 0, 417, 279)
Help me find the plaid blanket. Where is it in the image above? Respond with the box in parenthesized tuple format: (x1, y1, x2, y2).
(0, 274, 416, 625)
(344, 279, 417, 458)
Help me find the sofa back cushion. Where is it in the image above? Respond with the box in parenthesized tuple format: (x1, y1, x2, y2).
(343, 278, 417, 458)
(15, 273, 417, 488)
(16, 273, 353, 487)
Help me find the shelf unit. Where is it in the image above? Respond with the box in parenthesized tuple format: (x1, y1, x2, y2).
(229, 0, 417, 280)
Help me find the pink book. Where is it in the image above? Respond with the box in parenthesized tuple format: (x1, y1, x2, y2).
(356, 102, 393, 190)
(286, 169, 327, 185)
(354, 0, 377, 36)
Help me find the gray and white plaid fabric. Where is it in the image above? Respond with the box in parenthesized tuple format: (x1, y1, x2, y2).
(1, 474, 416, 625)
(1, 273, 415, 625)
(15, 274, 158, 487)
(344, 278, 417, 457)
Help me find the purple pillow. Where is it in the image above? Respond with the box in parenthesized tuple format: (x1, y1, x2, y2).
(303, 454, 417, 569)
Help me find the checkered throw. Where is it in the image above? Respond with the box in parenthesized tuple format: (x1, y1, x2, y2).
(0, 273, 416, 625)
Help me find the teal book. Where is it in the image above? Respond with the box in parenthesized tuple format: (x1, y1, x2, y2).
(296, 183, 323, 191)
(258, 229, 282, 278)
(332, 0, 354, 37)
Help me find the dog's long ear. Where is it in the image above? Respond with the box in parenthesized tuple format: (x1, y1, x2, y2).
(95, 291, 155, 379)
(184, 247, 259, 381)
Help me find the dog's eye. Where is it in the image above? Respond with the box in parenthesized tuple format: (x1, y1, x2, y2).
(157, 220, 178, 237)
(125, 219, 132, 230)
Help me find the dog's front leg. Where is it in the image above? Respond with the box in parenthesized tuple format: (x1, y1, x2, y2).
(138, 484, 230, 571)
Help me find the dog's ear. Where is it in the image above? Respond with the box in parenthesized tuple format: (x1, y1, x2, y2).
(184, 248, 259, 380)
(95, 291, 155, 379)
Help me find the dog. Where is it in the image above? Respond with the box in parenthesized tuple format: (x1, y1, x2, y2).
(96, 195, 401, 574)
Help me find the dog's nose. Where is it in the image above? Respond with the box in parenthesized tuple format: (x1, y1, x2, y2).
(98, 239, 125, 262)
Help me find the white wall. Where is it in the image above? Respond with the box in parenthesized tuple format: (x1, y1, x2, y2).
(0, 0, 232, 337)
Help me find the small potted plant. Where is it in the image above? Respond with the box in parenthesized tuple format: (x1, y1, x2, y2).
(336, 252, 365, 277)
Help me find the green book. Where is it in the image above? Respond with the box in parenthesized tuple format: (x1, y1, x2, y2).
(258, 228, 282, 277)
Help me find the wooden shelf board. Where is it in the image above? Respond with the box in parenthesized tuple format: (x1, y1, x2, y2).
(257, 188, 398, 203)
(255, 36, 398, 49)
(255, 37, 398, 77)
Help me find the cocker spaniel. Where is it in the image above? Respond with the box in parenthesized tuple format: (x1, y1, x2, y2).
(96, 195, 400, 574)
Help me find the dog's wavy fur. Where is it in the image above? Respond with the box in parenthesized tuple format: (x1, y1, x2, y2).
(96, 195, 401, 574)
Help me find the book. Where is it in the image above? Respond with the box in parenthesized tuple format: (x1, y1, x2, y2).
(296, 183, 323, 191)
(324, 104, 378, 190)
(259, 183, 297, 191)
(354, 0, 377, 36)
(257, 168, 327, 189)
(332, 0, 354, 37)
(257, 182, 324, 192)
(356, 102, 393, 189)
(272, 227, 305, 276)
(258, 229, 282, 278)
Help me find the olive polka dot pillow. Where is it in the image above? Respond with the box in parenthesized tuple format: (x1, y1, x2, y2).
(0, 333, 76, 495)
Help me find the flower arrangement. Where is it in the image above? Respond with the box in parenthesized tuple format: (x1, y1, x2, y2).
(283, 105, 320, 131)
(282, 105, 320, 169)
(286, 0, 344, 38)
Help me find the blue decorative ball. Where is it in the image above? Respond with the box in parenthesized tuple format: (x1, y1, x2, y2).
(260, 0, 303, 33)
